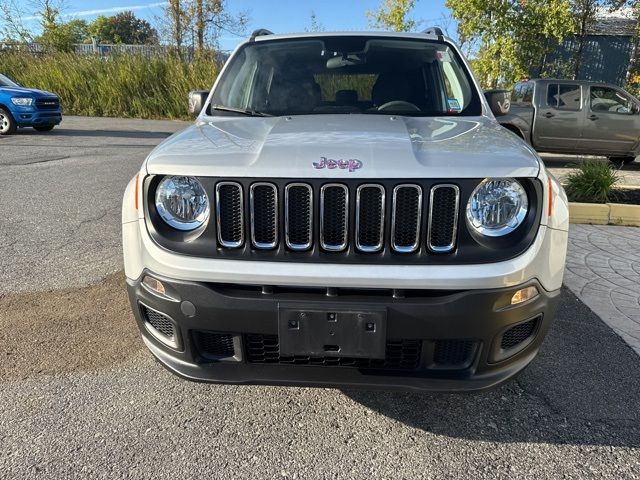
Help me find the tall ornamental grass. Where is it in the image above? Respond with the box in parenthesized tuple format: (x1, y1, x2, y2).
(564, 160, 620, 203)
(1, 52, 219, 119)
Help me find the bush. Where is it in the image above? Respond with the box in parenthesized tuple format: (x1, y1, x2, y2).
(564, 160, 620, 203)
(0, 52, 220, 120)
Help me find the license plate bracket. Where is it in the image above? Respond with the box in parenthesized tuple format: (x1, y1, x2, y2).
(278, 305, 387, 359)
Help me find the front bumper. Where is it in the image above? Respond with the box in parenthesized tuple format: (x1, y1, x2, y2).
(127, 272, 561, 392)
(13, 108, 62, 127)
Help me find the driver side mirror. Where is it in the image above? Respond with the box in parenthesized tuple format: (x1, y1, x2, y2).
(632, 103, 640, 115)
(484, 89, 511, 116)
(188, 90, 209, 117)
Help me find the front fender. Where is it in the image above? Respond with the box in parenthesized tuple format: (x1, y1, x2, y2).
(497, 114, 532, 144)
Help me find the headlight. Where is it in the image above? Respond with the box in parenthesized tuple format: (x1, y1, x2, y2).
(155, 176, 210, 231)
(11, 97, 33, 106)
(466, 178, 528, 236)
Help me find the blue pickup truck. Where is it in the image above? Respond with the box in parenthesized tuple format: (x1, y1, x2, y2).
(0, 74, 62, 135)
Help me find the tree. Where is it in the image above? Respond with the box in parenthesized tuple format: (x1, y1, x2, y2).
(167, 0, 186, 49)
(447, 0, 576, 88)
(366, 0, 419, 32)
(162, 0, 247, 52)
(35, 0, 88, 51)
(190, 0, 247, 51)
(305, 11, 325, 32)
(87, 11, 158, 44)
(0, 0, 32, 42)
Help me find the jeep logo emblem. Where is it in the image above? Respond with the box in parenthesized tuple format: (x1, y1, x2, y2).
(313, 156, 362, 172)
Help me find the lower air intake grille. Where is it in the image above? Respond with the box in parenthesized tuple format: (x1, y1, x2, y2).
(245, 335, 421, 370)
(194, 331, 236, 359)
(501, 318, 539, 350)
(141, 305, 175, 339)
(433, 340, 475, 367)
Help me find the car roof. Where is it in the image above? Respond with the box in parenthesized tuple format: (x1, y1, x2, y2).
(251, 30, 446, 43)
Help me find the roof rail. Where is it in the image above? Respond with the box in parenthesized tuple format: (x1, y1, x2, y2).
(250, 29, 274, 41)
(423, 27, 444, 40)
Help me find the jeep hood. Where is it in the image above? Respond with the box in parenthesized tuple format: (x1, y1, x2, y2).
(145, 114, 541, 178)
(0, 86, 57, 97)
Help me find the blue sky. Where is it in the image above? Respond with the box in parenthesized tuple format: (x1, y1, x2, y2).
(19, 0, 455, 50)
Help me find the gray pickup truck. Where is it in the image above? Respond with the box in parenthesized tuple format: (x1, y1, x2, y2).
(493, 79, 640, 164)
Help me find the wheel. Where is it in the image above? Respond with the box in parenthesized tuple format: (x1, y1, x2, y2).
(609, 156, 636, 165)
(34, 125, 55, 132)
(502, 124, 524, 139)
(0, 107, 17, 135)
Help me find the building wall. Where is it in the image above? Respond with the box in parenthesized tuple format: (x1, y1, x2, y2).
(535, 35, 633, 86)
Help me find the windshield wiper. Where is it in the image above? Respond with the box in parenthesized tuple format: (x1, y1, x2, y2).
(211, 104, 272, 117)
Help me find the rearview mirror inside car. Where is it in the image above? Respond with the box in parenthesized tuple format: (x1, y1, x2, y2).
(188, 90, 209, 117)
(484, 89, 511, 116)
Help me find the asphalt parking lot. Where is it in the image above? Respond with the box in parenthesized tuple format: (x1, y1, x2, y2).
(1, 117, 639, 479)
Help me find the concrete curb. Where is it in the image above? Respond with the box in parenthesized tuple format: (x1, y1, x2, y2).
(569, 202, 640, 226)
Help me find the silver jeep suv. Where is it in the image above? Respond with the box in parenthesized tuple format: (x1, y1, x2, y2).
(122, 28, 569, 392)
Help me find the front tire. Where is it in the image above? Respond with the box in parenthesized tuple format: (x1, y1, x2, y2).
(609, 156, 636, 165)
(0, 107, 17, 135)
(34, 125, 55, 132)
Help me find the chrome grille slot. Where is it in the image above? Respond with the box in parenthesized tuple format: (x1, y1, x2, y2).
(285, 184, 313, 250)
(250, 183, 278, 249)
(391, 185, 422, 253)
(320, 184, 349, 251)
(428, 184, 460, 252)
(216, 182, 244, 248)
(356, 184, 385, 252)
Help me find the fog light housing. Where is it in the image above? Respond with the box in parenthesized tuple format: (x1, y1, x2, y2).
(511, 286, 539, 305)
(142, 276, 166, 296)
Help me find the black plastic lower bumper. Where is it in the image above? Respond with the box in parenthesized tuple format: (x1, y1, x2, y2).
(126, 272, 561, 392)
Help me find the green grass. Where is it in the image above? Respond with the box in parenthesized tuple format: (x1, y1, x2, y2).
(1, 52, 220, 120)
(564, 160, 620, 203)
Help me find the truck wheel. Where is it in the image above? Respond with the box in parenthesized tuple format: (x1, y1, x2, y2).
(609, 156, 636, 165)
(0, 107, 17, 135)
(502, 124, 524, 140)
(34, 125, 55, 132)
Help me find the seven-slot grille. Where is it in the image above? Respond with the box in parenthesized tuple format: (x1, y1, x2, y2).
(214, 181, 460, 254)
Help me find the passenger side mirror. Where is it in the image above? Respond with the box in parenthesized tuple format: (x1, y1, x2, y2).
(484, 89, 511, 117)
(188, 90, 209, 117)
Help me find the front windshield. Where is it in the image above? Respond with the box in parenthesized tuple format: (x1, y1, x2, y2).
(210, 36, 482, 117)
(0, 74, 19, 87)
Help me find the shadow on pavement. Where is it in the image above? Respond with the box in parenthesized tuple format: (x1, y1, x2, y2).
(15, 128, 174, 139)
(542, 155, 640, 172)
(344, 288, 640, 447)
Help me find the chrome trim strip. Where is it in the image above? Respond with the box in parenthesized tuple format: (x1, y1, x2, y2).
(215, 181, 244, 248)
(250, 182, 278, 249)
(320, 183, 349, 252)
(391, 184, 422, 253)
(284, 183, 313, 251)
(355, 184, 385, 253)
(427, 184, 460, 253)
